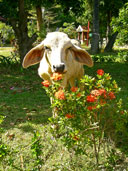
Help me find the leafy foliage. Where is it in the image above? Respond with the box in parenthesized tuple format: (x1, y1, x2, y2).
(42, 71, 128, 167)
(0, 22, 14, 46)
(111, 3, 128, 45)
(0, 115, 8, 163)
(31, 131, 43, 170)
(59, 22, 76, 39)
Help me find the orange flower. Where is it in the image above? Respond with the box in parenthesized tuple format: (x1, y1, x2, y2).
(87, 106, 93, 111)
(41, 80, 50, 87)
(100, 99, 106, 105)
(91, 89, 106, 98)
(108, 92, 116, 100)
(97, 69, 104, 76)
(98, 89, 106, 95)
(71, 86, 78, 92)
(91, 89, 101, 97)
(55, 90, 65, 100)
(99, 89, 107, 98)
(86, 95, 96, 103)
(77, 93, 81, 97)
(87, 105, 97, 111)
(65, 114, 75, 119)
(51, 72, 62, 81)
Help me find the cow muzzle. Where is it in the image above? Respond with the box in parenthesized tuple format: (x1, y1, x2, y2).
(53, 63, 65, 73)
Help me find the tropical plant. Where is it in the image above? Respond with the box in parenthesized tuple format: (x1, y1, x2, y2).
(111, 3, 128, 45)
(42, 70, 128, 167)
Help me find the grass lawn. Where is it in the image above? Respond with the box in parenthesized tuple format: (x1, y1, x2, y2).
(0, 48, 128, 170)
(0, 47, 14, 56)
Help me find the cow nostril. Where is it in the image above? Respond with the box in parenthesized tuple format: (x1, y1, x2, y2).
(53, 65, 56, 70)
(53, 64, 65, 73)
(61, 64, 65, 71)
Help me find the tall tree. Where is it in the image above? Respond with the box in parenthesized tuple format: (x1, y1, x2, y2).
(31, 0, 55, 32)
(0, 0, 37, 63)
(104, 32, 118, 52)
(36, 5, 43, 32)
(111, 2, 128, 45)
(91, 0, 99, 54)
(100, 0, 127, 51)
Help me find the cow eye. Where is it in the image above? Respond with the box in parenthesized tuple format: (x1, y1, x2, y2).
(44, 46, 51, 51)
(67, 47, 72, 50)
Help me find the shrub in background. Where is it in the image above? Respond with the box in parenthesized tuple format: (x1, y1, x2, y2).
(0, 23, 15, 46)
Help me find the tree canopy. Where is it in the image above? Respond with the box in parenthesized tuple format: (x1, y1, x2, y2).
(0, 0, 127, 60)
(112, 2, 128, 45)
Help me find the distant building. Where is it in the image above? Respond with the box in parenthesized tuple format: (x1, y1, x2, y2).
(76, 22, 90, 46)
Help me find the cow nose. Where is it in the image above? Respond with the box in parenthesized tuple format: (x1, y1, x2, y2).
(53, 64, 65, 73)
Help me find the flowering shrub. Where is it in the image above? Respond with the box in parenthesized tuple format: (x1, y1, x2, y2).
(97, 69, 104, 76)
(42, 70, 128, 165)
(55, 90, 65, 100)
(41, 80, 50, 87)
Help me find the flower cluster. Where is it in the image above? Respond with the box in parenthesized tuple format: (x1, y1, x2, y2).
(55, 89, 65, 100)
(41, 80, 50, 87)
(65, 113, 75, 119)
(71, 86, 78, 92)
(97, 69, 104, 76)
(42, 70, 118, 114)
(51, 73, 63, 81)
(86, 94, 96, 103)
(41, 70, 122, 153)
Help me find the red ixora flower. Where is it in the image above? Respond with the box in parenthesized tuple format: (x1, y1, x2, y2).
(65, 114, 75, 119)
(100, 99, 106, 105)
(86, 94, 96, 103)
(41, 80, 50, 87)
(97, 69, 104, 76)
(91, 89, 107, 99)
(87, 105, 97, 111)
(55, 90, 65, 100)
(51, 72, 62, 81)
(108, 91, 116, 100)
(71, 86, 78, 92)
(98, 89, 106, 95)
(77, 92, 81, 97)
(91, 89, 101, 97)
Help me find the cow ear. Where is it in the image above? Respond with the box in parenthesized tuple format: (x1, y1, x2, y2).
(22, 42, 44, 68)
(71, 45, 93, 67)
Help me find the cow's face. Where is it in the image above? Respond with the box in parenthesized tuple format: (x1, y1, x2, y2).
(42, 32, 72, 74)
(22, 32, 93, 78)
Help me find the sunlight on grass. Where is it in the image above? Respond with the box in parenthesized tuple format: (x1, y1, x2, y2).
(0, 47, 14, 56)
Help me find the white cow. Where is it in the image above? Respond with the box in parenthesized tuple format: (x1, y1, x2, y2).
(22, 32, 93, 88)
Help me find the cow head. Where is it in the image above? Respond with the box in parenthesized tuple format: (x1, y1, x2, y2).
(22, 32, 93, 79)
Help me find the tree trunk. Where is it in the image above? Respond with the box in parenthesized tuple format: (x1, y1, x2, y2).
(10, 0, 37, 64)
(36, 6, 43, 32)
(91, 0, 99, 54)
(106, 10, 112, 44)
(18, 33, 37, 64)
(104, 32, 118, 52)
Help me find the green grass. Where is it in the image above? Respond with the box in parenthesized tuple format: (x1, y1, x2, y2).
(0, 47, 14, 56)
(0, 49, 128, 170)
